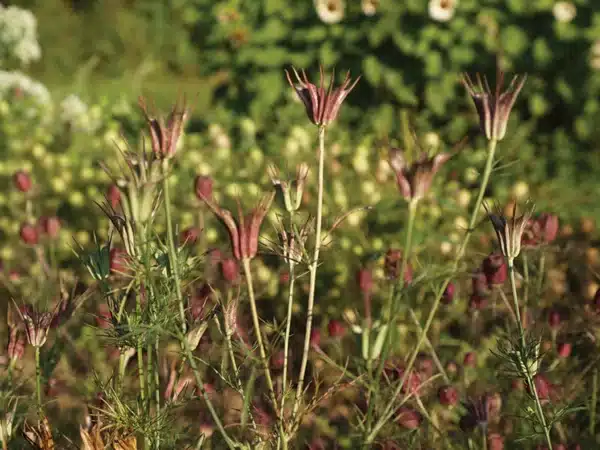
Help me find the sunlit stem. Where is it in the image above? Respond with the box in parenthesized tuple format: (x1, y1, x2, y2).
(292, 125, 326, 420)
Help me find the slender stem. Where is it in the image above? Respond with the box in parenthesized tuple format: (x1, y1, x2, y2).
(509, 262, 552, 449)
(591, 368, 598, 435)
(281, 260, 296, 418)
(181, 336, 235, 449)
(292, 125, 326, 419)
(365, 138, 498, 445)
(408, 309, 449, 383)
(482, 427, 488, 450)
(35, 345, 42, 411)
(162, 160, 187, 333)
(241, 258, 278, 413)
(154, 337, 161, 449)
(537, 253, 546, 295)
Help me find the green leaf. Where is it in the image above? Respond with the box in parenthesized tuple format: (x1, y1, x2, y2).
(363, 56, 382, 85)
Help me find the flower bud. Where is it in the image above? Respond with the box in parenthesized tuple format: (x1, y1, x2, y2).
(327, 319, 346, 338)
(221, 258, 239, 283)
(483, 253, 507, 286)
(180, 227, 200, 245)
(557, 342, 572, 358)
(195, 175, 213, 200)
(528, 374, 552, 400)
(539, 213, 559, 243)
(396, 407, 421, 429)
(13, 170, 32, 192)
(39, 216, 61, 239)
(438, 385, 459, 406)
(548, 309, 562, 329)
(20, 223, 38, 245)
(442, 282, 455, 304)
(472, 271, 489, 296)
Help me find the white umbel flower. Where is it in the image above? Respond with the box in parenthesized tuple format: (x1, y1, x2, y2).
(0, 70, 50, 104)
(552, 1, 576, 23)
(315, 0, 345, 24)
(428, 0, 458, 23)
(0, 5, 41, 66)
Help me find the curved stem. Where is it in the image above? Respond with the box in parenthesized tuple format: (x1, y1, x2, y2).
(365, 138, 498, 445)
(292, 125, 326, 419)
(162, 161, 187, 333)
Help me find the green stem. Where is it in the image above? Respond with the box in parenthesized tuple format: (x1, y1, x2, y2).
(281, 260, 296, 418)
(154, 337, 161, 450)
(509, 262, 552, 449)
(162, 160, 186, 333)
(241, 258, 279, 414)
(292, 125, 326, 420)
(35, 345, 42, 412)
(537, 253, 546, 295)
(365, 138, 497, 445)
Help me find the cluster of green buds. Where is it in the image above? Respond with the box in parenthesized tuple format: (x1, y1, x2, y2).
(268, 162, 309, 213)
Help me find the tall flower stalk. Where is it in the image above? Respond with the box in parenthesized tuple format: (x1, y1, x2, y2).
(285, 66, 359, 424)
(365, 70, 525, 445)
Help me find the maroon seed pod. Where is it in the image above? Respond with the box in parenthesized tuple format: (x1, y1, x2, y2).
(270, 350, 286, 371)
(442, 282, 455, 304)
(279, 271, 290, 284)
(107, 184, 121, 209)
(96, 304, 112, 329)
(20, 223, 38, 245)
(13, 170, 32, 193)
(384, 249, 412, 283)
(396, 407, 421, 429)
(438, 385, 459, 406)
(195, 175, 214, 200)
(469, 294, 487, 311)
(327, 319, 346, 338)
(416, 354, 434, 378)
(446, 360, 458, 375)
(540, 213, 559, 243)
(593, 287, 600, 313)
(220, 258, 239, 283)
(39, 216, 61, 239)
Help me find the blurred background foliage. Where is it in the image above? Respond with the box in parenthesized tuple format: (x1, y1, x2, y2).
(1, 0, 600, 287)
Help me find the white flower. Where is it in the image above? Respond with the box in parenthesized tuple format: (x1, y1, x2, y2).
(361, 0, 379, 16)
(552, 2, 576, 23)
(315, 0, 345, 24)
(0, 6, 41, 66)
(428, 0, 458, 23)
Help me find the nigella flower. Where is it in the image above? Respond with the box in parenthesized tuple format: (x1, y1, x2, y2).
(388, 147, 451, 202)
(286, 66, 360, 127)
(314, 0, 345, 24)
(17, 303, 61, 348)
(197, 188, 275, 261)
(138, 97, 189, 159)
(462, 71, 526, 141)
(485, 202, 534, 266)
(428, 0, 458, 22)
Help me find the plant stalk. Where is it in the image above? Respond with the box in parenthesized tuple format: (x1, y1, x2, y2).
(292, 125, 326, 419)
(365, 138, 497, 445)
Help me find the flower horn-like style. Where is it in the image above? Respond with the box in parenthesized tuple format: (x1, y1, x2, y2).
(389, 148, 451, 202)
(198, 190, 275, 261)
(286, 65, 360, 126)
(138, 97, 189, 159)
(462, 71, 526, 141)
(485, 202, 534, 265)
